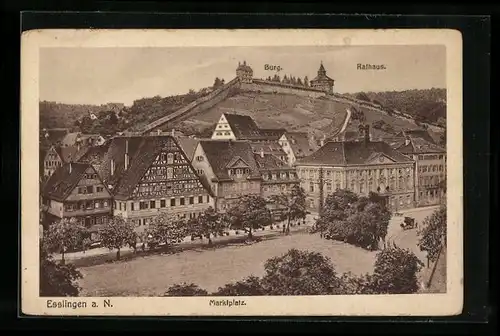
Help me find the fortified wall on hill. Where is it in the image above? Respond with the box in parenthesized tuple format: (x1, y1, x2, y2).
(139, 61, 444, 134)
(236, 60, 334, 98)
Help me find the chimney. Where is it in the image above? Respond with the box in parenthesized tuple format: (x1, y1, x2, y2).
(124, 139, 129, 170)
(171, 129, 175, 137)
(69, 161, 72, 174)
(260, 148, 264, 158)
(110, 159, 115, 176)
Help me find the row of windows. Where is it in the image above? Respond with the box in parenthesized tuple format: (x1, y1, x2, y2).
(77, 185, 104, 194)
(45, 160, 61, 168)
(262, 183, 297, 193)
(115, 195, 210, 212)
(419, 176, 443, 186)
(156, 152, 185, 164)
(228, 168, 250, 176)
(418, 154, 445, 161)
(65, 199, 110, 212)
(419, 164, 444, 173)
(307, 178, 413, 193)
(419, 189, 444, 200)
(215, 131, 232, 136)
(298, 167, 412, 180)
(262, 171, 296, 181)
(132, 212, 201, 227)
(83, 173, 98, 180)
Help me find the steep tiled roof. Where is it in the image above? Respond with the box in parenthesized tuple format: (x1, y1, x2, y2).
(42, 162, 93, 201)
(176, 137, 199, 161)
(396, 129, 437, 145)
(78, 142, 111, 168)
(259, 128, 287, 140)
(92, 135, 213, 199)
(41, 128, 70, 146)
(254, 153, 288, 170)
(54, 145, 89, 163)
(398, 137, 445, 154)
(224, 113, 263, 140)
(199, 140, 261, 181)
(249, 141, 286, 156)
(60, 132, 81, 147)
(286, 132, 315, 158)
(296, 140, 413, 166)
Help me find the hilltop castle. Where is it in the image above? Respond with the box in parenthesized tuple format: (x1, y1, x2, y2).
(235, 60, 335, 94)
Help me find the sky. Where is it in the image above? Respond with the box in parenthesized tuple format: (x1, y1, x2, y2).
(40, 45, 446, 106)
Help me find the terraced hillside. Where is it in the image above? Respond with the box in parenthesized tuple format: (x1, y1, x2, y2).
(173, 91, 419, 139)
(173, 92, 347, 137)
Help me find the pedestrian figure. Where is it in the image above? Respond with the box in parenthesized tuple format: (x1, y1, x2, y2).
(282, 224, 286, 234)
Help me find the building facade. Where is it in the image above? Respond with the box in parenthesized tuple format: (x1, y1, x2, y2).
(95, 135, 215, 235)
(389, 133, 446, 206)
(42, 162, 113, 240)
(254, 151, 300, 199)
(296, 130, 416, 213)
(191, 140, 262, 212)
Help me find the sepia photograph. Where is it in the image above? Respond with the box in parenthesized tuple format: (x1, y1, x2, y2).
(21, 29, 463, 316)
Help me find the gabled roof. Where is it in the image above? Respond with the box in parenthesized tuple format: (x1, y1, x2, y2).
(41, 128, 70, 146)
(259, 128, 287, 140)
(396, 137, 446, 154)
(92, 135, 213, 199)
(254, 153, 288, 170)
(60, 132, 81, 147)
(42, 163, 96, 201)
(198, 140, 261, 181)
(176, 137, 199, 161)
(296, 140, 413, 166)
(226, 156, 250, 169)
(285, 132, 316, 158)
(223, 113, 263, 140)
(54, 145, 89, 163)
(249, 141, 286, 156)
(78, 142, 111, 167)
(396, 129, 437, 145)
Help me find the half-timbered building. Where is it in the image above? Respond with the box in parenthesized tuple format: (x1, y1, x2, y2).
(91, 135, 214, 234)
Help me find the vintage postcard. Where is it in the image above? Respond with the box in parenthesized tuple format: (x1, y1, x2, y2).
(21, 29, 463, 316)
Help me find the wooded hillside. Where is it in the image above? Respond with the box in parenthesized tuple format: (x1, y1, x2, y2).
(346, 88, 446, 125)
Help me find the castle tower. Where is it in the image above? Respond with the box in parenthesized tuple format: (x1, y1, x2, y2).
(310, 61, 335, 94)
(236, 60, 253, 83)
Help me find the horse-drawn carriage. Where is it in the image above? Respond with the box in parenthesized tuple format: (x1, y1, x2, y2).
(400, 216, 417, 230)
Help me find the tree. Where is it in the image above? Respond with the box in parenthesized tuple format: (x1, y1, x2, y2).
(98, 215, 136, 260)
(318, 191, 391, 250)
(148, 212, 188, 250)
(417, 205, 447, 266)
(214, 276, 266, 296)
(189, 206, 224, 246)
(297, 77, 303, 86)
(212, 77, 223, 90)
(283, 74, 289, 84)
(304, 76, 309, 87)
(370, 245, 424, 294)
(42, 217, 87, 264)
(227, 195, 272, 240)
(355, 92, 371, 102)
(269, 185, 306, 234)
(338, 272, 377, 294)
(40, 243, 82, 296)
(261, 249, 343, 295)
(164, 283, 208, 296)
